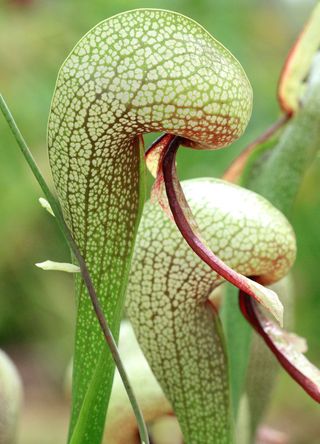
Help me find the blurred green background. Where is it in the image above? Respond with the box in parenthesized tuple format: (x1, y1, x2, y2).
(0, 0, 319, 443)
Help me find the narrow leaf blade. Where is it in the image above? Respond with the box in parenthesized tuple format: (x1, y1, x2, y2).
(220, 283, 251, 419)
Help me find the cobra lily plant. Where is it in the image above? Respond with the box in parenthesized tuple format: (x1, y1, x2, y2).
(1, 5, 320, 444)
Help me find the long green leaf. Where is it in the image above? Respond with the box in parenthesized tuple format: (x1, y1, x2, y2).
(220, 283, 251, 420)
(243, 45, 320, 444)
(247, 53, 320, 216)
(223, 9, 320, 437)
(244, 276, 295, 437)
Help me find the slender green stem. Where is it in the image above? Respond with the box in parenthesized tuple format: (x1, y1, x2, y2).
(246, 54, 320, 216)
(0, 94, 149, 444)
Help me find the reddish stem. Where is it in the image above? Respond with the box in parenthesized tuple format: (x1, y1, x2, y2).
(162, 137, 270, 307)
(223, 114, 290, 183)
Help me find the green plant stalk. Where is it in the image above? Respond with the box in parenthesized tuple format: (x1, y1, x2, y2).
(223, 54, 320, 429)
(220, 283, 251, 419)
(0, 94, 149, 444)
(247, 55, 320, 216)
(244, 276, 295, 437)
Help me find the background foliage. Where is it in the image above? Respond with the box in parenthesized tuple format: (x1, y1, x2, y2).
(0, 0, 319, 443)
